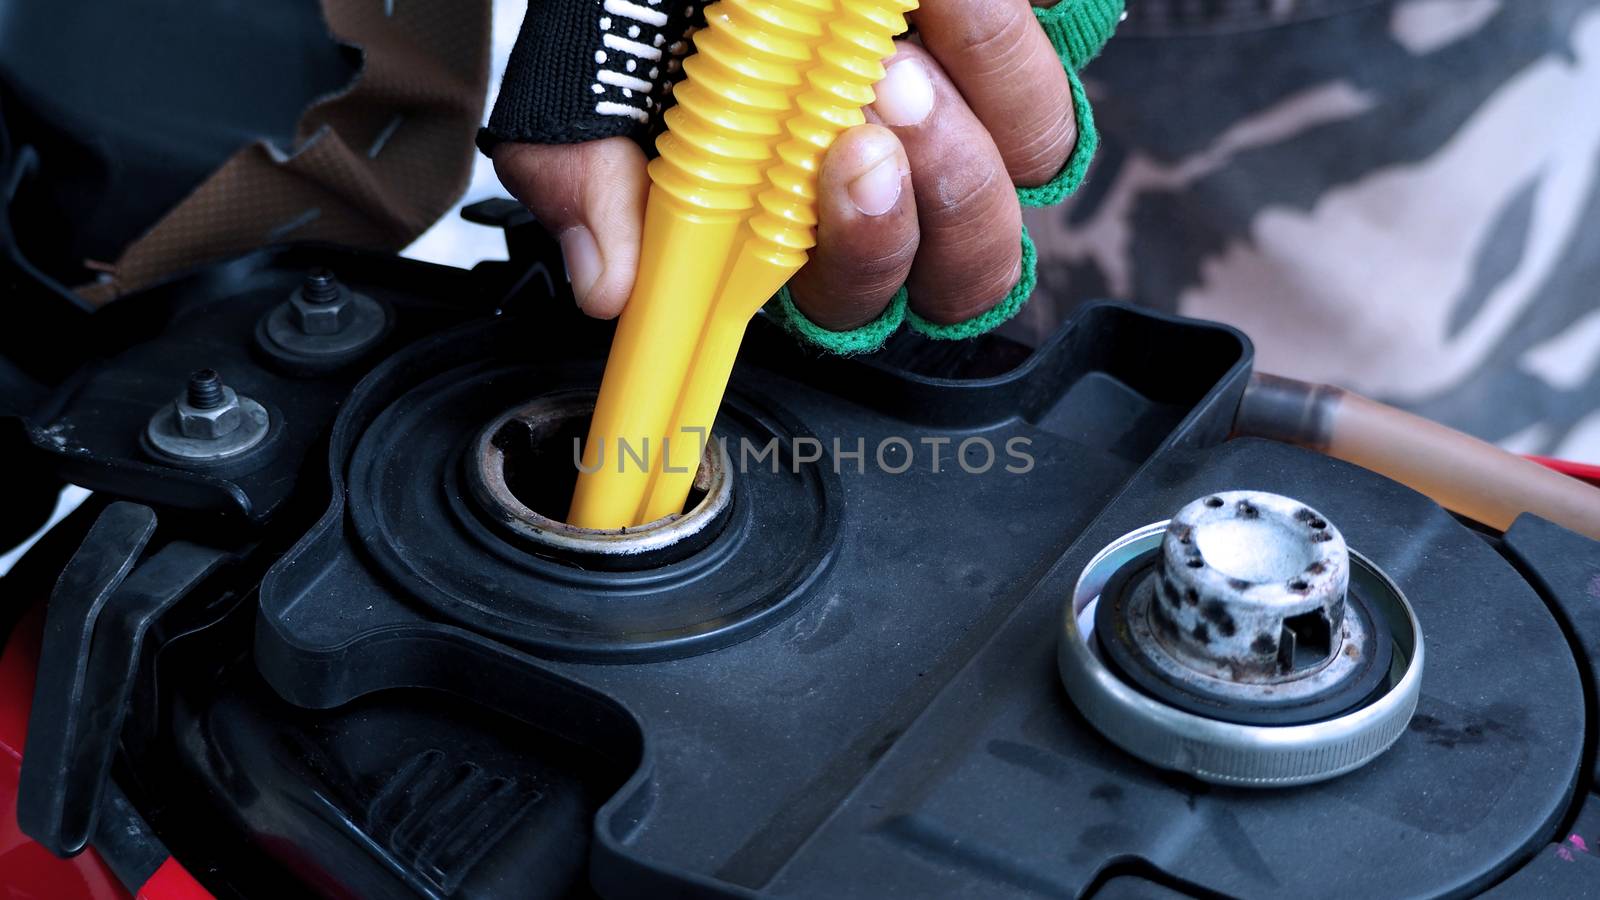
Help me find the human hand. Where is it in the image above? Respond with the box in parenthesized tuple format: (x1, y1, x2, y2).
(493, 0, 1079, 331)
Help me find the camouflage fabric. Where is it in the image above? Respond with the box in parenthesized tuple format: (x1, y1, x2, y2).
(1013, 0, 1600, 460)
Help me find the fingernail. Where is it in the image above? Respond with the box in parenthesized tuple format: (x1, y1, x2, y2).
(849, 156, 903, 217)
(872, 58, 935, 127)
(559, 226, 601, 307)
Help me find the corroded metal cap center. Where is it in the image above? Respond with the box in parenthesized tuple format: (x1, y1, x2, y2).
(1154, 491, 1350, 683)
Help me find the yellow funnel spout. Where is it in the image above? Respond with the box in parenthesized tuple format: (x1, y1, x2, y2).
(569, 0, 917, 529)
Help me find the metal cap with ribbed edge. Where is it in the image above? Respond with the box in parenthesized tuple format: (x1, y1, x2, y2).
(1058, 514, 1424, 787)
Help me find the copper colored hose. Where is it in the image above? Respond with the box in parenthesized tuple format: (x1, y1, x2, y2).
(1235, 373, 1600, 541)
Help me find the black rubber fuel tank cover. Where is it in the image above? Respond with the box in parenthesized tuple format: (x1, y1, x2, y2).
(761, 440, 1582, 898)
(346, 359, 841, 662)
(1502, 514, 1600, 786)
(236, 295, 1587, 897)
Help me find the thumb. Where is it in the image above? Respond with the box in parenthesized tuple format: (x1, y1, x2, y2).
(492, 137, 648, 319)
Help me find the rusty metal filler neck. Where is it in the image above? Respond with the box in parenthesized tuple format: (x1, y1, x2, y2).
(466, 392, 733, 565)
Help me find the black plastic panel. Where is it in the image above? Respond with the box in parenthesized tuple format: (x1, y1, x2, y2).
(4, 229, 1589, 898)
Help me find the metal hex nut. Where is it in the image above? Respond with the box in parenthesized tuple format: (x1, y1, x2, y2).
(288, 286, 353, 335)
(176, 386, 243, 439)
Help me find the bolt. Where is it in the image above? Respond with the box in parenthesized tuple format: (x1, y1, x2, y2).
(186, 369, 225, 410)
(173, 370, 244, 440)
(302, 267, 340, 304)
(289, 267, 353, 335)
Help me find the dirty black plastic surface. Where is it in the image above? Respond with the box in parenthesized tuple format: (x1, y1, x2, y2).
(16, 499, 234, 859)
(7, 227, 1595, 898)
(16, 501, 157, 855)
(345, 354, 842, 662)
(1483, 794, 1600, 897)
(756, 440, 1582, 898)
(1504, 515, 1600, 786)
(15, 242, 525, 523)
(228, 296, 1254, 896)
(235, 295, 1583, 895)
(166, 618, 614, 900)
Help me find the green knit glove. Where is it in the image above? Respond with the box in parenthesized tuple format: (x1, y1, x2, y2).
(769, 284, 908, 355)
(1014, 68, 1098, 210)
(1036, 0, 1125, 71)
(906, 226, 1038, 341)
(769, 0, 1121, 353)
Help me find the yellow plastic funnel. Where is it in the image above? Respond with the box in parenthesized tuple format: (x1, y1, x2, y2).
(569, 0, 917, 529)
